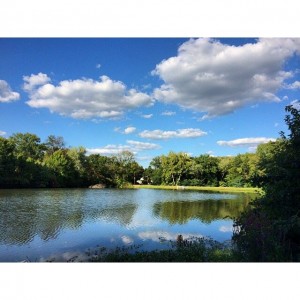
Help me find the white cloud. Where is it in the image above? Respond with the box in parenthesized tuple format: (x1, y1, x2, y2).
(121, 235, 133, 245)
(0, 80, 20, 103)
(126, 140, 160, 150)
(87, 144, 134, 155)
(96, 64, 101, 69)
(23, 72, 51, 91)
(86, 140, 160, 155)
(25, 74, 154, 119)
(114, 126, 136, 134)
(285, 80, 300, 89)
(0, 130, 7, 136)
(141, 114, 153, 119)
(217, 137, 276, 148)
(153, 38, 300, 118)
(161, 111, 176, 116)
(139, 128, 207, 140)
(124, 126, 136, 134)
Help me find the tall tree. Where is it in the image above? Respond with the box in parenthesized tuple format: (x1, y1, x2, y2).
(190, 155, 221, 186)
(43, 149, 77, 187)
(0, 137, 17, 187)
(161, 152, 192, 186)
(9, 133, 45, 161)
(45, 135, 66, 154)
(233, 105, 300, 261)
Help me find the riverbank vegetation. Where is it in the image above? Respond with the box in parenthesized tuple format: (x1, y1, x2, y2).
(232, 105, 300, 262)
(89, 237, 235, 262)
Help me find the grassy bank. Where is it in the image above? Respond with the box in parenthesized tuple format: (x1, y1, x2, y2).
(133, 184, 261, 194)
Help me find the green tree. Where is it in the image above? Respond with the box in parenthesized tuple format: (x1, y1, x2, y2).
(218, 156, 234, 186)
(187, 155, 221, 186)
(43, 149, 77, 187)
(7, 133, 46, 187)
(112, 151, 137, 187)
(86, 154, 114, 186)
(9, 133, 45, 162)
(161, 152, 192, 186)
(67, 147, 88, 186)
(0, 137, 17, 187)
(224, 153, 258, 187)
(147, 156, 163, 185)
(45, 135, 66, 154)
(233, 105, 300, 261)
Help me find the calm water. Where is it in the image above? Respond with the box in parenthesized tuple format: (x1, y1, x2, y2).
(0, 188, 256, 262)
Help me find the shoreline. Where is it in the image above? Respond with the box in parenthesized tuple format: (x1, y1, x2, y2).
(132, 184, 261, 194)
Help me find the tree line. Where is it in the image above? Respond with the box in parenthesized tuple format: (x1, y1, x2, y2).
(0, 134, 143, 188)
(143, 151, 260, 188)
(1, 131, 278, 189)
(0, 129, 285, 189)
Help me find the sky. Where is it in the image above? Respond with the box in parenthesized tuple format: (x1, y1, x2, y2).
(1, 38, 300, 167)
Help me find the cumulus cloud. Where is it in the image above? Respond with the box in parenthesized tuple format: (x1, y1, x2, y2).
(124, 126, 136, 134)
(23, 72, 51, 91)
(139, 128, 207, 140)
(152, 38, 300, 118)
(0, 80, 20, 103)
(217, 137, 276, 148)
(0, 130, 7, 136)
(86, 140, 160, 155)
(25, 74, 154, 119)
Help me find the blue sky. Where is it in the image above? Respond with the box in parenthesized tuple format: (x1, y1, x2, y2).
(1, 38, 300, 167)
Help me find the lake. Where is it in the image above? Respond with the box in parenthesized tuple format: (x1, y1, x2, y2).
(0, 188, 256, 262)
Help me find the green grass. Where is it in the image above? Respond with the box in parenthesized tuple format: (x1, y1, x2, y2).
(133, 184, 261, 194)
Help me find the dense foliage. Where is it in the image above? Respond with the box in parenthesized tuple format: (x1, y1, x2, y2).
(0, 134, 143, 188)
(233, 105, 300, 261)
(145, 152, 260, 188)
(0, 131, 274, 191)
(1, 133, 265, 189)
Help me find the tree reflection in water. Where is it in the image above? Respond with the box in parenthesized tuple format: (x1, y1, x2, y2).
(0, 189, 137, 245)
(153, 193, 256, 224)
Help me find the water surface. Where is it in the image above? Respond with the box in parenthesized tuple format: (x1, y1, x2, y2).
(0, 188, 256, 262)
